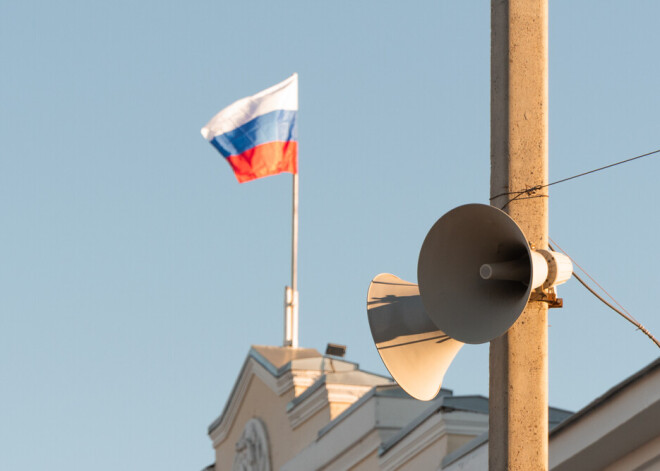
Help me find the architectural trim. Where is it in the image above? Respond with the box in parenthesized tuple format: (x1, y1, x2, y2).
(281, 400, 381, 471)
(380, 409, 449, 471)
(287, 379, 374, 429)
(326, 383, 374, 405)
(549, 358, 660, 471)
(287, 382, 329, 429)
(209, 347, 331, 446)
(379, 396, 489, 456)
(443, 411, 490, 436)
(210, 358, 259, 447)
(317, 387, 379, 438)
(287, 370, 322, 396)
(322, 430, 382, 471)
(379, 410, 488, 471)
(256, 361, 294, 396)
(209, 357, 301, 447)
(551, 357, 660, 438)
(442, 431, 489, 469)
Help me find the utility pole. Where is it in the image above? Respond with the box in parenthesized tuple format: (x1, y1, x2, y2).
(489, 1, 549, 470)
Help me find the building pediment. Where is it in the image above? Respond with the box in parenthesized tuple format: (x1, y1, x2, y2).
(208, 345, 324, 447)
(207, 345, 392, 470)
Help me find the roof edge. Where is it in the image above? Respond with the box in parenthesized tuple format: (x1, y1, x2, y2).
(550, 356, 660, 437)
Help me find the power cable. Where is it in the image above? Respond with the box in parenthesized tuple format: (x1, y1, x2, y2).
(491, 148, 660, 204)
(549, 239, 660, 349)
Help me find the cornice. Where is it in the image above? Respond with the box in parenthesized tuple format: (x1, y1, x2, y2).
(287, 383, 329, 429)
(289, 370, 322, 395)
(379, 410, 449, 471)
(209, 358, 259, 447)
(442, 411, 489, 436)
(208, 358, 295, 447)
(287, 382, 373, 430)
(379, 410, 487, 471)
(326, 383, 374, 405)
(323, 430, 382, 471)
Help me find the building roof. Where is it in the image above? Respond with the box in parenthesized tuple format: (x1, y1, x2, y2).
(550, 356, 660, 437)
(210, 345, 660, 471)
(208, 345, 390, 435)
(380, 394, 490, 456)
(442, 356, 660, 470)
(251, 345, 323, 372)
(549, 356, 660, 471)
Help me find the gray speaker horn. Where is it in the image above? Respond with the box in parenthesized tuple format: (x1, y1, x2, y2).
(418, 203, 554, 344)
(367, 273, 463, 401)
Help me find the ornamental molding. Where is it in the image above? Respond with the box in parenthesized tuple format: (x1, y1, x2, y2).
(232, 418, 271, 471)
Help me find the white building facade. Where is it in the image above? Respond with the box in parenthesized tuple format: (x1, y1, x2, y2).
(205, 346, 660, 471)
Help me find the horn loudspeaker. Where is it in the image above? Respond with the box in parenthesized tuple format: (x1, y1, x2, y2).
(367, 273, 463, 401)
(417, 203, 542, 344)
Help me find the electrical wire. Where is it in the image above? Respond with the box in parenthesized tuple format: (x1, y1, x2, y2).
(549, 239, 660, 349)
(550, 238, 634, 320)
(486, 146, 660, 346)
(500, 193, 548, 210)
(572, 273, 660, 349)
(491, 148, 660, 203)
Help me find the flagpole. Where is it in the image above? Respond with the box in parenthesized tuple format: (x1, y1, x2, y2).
(291, 171, 299, 348)
(200, 73, 300, 348)
(284, 171, 299, 348)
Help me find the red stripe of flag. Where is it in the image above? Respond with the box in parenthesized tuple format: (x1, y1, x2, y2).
(226, 141, 298, 183)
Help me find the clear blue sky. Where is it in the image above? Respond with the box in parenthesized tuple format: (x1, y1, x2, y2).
(1, 1, 659, 470)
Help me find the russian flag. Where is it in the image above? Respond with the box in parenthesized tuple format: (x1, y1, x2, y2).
(201, 74, 298, 183)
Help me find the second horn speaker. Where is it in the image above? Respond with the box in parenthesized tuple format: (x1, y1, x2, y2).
(367, 273, 463, 401)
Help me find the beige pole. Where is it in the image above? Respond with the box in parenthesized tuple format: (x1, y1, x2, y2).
(489, 0, 549, 469)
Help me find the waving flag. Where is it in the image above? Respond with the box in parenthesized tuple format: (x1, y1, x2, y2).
(201, 73, 298, 183)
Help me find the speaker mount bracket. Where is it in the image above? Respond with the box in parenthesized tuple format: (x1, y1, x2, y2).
(530, 288, 563, 308)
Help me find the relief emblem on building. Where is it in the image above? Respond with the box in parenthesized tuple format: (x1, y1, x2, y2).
(232, 418, 271, 471)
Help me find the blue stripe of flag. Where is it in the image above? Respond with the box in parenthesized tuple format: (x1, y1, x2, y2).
(210, 109, 298, 158)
